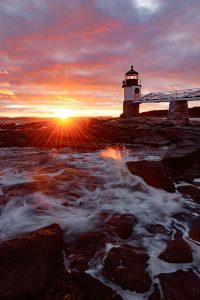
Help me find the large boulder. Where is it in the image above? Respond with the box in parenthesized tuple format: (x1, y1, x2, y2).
(158, 270, 200, 299)
(162, 139, 200, 170)
(103, 245, 152, 293)
(126, 160, 175, 192)
(0, 224, 63, 300)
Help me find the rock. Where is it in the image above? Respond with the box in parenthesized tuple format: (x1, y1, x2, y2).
(136, 124, 151, 130)
(2, 182, 39, 198)
(0, 130, 27, 147)
(75, 231, 106, 250)
(103, 245, 152, 293)
(126, 160, 175, 192)
(107, 213, 137, 239)
(66, 231, 106, 272)
(177, 185, 200, 204)
(74, 272, 123, 300)
(0, 123, 17, 129)
(174, 169, 200, 183)
(149, 284, 161, 300)
(0, 224, 63, 299)
(103, 120, 120, 128)
(159, 238, 193, 263)
(158, 270, 200, 300)
(146, 224, 171, 236)
(162, 139, 200, 170)
(189, 221, 200, 242)
(133, 136, 170, 147)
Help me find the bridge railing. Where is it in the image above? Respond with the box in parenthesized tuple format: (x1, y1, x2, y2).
(139, 88, 200, 102)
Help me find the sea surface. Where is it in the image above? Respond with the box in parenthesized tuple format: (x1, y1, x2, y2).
(0, 146, 199, 299)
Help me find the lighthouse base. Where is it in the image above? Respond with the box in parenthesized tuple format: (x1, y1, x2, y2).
(123, 101, 139, 118)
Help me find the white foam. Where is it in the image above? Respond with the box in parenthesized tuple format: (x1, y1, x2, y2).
(0, 146, 199, 299)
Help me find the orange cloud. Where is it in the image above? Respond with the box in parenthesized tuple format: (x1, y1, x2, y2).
(0, 89, 15, 96)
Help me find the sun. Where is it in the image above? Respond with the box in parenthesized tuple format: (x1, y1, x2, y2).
(54, 108, 74, 119)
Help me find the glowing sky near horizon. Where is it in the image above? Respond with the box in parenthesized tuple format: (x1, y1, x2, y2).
(0, 0, 200, 117)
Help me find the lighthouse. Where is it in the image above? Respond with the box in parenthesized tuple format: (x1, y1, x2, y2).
(122, 66, 141, 118)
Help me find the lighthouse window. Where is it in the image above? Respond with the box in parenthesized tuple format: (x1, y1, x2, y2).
(126, 74, 138, 80)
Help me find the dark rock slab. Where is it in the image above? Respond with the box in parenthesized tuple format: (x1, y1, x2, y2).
(159, 238, 193, 263)
(158, 270, 200, 300)
(177, 185, 200, 204)
(126, 160, 175, 192)
(107, 213, 137, 239)
(103, 245, 152, 293)
(162, 139, 200, 170)
(74, 272, 122, 300)
(0, 224, 63, 300)
(189, 221, 200, 242)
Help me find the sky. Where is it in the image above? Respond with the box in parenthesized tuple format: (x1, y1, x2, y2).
(0, 0, 200, 117)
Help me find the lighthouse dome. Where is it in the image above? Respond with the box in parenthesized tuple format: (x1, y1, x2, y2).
(126, 65, 138, 75)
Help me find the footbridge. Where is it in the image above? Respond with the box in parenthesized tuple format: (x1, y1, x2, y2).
(130, 88, 200, 124)
(136, 88, 200, 103)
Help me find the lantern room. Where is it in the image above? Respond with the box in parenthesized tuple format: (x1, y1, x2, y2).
(122, 66, 139, 87)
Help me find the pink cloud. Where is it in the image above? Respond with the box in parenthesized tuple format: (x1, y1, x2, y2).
(0, 0, 200, 116)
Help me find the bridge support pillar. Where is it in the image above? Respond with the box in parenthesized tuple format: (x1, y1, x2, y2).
(167, 101, 189, 124)
(123, 101, 139, 118)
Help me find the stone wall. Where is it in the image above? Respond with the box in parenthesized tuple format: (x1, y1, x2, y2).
(167, 101, 189, 124)
(123, 101, 139, 118)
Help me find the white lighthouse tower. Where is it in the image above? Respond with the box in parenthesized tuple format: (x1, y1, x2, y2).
(122, 66, 141, 118)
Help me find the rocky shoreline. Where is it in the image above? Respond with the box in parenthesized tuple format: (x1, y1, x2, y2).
(0, 117, 200, 148)
(0, 117, 200, 299)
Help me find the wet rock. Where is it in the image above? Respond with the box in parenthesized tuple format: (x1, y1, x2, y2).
(103, 245, 152, 293)
(75, 231, 106, 250)
(149, 284, 161, 300)
(66, 231, 106, 272)
(159, 238, 193, 263)
(146, 224, 171, 236)
(189, 221, 200, 242)
(74, 272, 123, 300)
(174, 169, 200, 183)
(126, 160, 175, 192)
(107, 213, 137, 239)
(162, 139, 200, 170)
(0, 224, 63, 300)
(2, 182, 39, 198)
(158, 270, 200, 300)
(177, 185, 200, 204)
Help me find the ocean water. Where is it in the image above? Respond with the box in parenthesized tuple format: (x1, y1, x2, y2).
(0, 146, 199, 299)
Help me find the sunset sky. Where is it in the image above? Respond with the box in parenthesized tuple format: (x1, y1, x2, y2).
(0, 0, 200, 117)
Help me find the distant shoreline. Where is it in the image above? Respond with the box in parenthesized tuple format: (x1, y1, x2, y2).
(0, 106, 200, 125)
